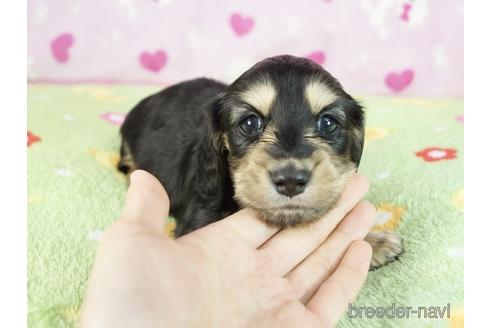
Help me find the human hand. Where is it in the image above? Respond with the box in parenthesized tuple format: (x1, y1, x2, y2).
(81, 170, 376, 327)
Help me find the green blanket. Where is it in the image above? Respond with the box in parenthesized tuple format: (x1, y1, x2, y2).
(27, 84, 464, 327)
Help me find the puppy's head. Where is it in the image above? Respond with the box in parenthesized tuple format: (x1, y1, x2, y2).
(213, 55, 364, 227)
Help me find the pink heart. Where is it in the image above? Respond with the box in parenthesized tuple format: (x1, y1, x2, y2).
(230, 13, 255, 36)
(400, 3, 412, 21)
(51, 33, 74, 63)
(139, 50, 167, 73)
(385, 69, 414, 92)
(306, 51, 326, 65)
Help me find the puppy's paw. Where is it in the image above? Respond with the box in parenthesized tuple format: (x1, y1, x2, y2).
(364, 231, 403, 270)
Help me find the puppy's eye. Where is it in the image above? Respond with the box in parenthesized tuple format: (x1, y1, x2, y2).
(316, 114, 339, 136)
(239, 115, 263, 136)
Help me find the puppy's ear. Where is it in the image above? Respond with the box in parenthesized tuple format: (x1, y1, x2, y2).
(208, 92, 226, 133)
(192, 94, 228, 205)
(195, 136, 226, 204)
(207, 92, 230, 153)
(351, 125, 365, 167)
(346, 100, 365, 167)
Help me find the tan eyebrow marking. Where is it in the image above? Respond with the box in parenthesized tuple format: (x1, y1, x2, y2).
(305, 80, 338, 114)
(239, 81, 277, 116)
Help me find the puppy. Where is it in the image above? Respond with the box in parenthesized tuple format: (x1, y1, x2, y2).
(118, 55, 402, 268)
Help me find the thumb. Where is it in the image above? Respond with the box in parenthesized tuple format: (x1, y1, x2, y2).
(120, 169, 170, 234)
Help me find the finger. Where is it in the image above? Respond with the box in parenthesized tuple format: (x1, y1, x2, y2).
(180, 208, 280, 248)
(258, 175, 369, 276)
(120, 170, 170, 234)
(287, 201, 376, 302)
(307, 240, 372, 328)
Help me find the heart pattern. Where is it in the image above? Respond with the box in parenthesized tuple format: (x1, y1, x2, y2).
(385, 69, 414, 92)
(306, 51, 326, 65)
(400, 3, 413, 21)
(139, 50, 167, 73)
(51, 33, 74, 63)
(230, 13, 254, 36)
(30, 2, 463, 96)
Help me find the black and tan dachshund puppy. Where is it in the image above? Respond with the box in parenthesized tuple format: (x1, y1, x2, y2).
(118, 55, 402, 268)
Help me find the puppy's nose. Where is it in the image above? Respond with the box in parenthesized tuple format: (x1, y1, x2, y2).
(270, 167, 310, 197)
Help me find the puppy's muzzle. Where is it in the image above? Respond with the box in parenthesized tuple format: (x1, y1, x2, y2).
(269, 166, 311, 197)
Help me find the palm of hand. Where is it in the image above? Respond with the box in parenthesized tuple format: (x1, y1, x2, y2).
(82, 171, 375, 328)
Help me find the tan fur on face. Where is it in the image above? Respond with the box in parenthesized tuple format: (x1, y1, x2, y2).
(230, 136, 356, 227)
(305, 80, 338, 114)
(239, 80, 277, 116)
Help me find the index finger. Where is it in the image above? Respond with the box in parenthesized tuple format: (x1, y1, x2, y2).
(179, 208, 280, 248)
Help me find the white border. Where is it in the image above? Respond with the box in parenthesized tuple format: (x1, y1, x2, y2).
(465, 1, 492, 326)
(0, 0, 26, 327)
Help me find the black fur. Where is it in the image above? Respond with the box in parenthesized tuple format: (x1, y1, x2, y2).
(120, 78, 238, 236)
